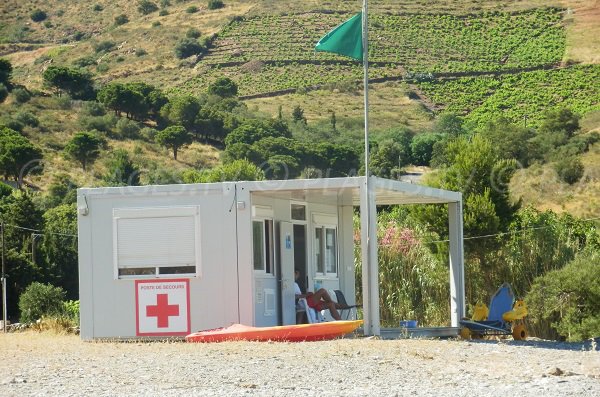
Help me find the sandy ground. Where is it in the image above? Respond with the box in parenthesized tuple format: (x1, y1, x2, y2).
(0, 332, 598, 396)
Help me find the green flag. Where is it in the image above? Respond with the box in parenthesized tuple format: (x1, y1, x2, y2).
(315, 12, 363, 61)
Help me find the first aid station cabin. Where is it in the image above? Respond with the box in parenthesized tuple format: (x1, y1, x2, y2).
(77, 176, 465, 339)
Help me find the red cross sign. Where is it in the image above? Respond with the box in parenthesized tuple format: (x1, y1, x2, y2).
(136, 279, 190, 336)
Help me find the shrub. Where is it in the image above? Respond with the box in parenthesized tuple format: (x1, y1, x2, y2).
(3, 118, 24, 132)
(115, 118, 141, 138)
(136, 48, 148, 56)
(13, 88, 31, 104)
(73, 55, 96, 68)
(138, 0, 159, 15)
(186, 6, 199, 13)
(140, 126, 158, 141)
(526, 249, 600, 341)
(19, 282, 66, 323)
(44, 21, 53, 28)
(174, 38, 204, 59)
(114, 14, 129, 26)
(82, 101, 106, 117)
(151, 21, 161, 27)
(160, 0, 171, 7)
(14, 111, 39, 127)
(92, 4, 103, 11)
(93, 40, 116, 53)
(159, 9, 169, 16)
(186, 28, 201, 38)
(30, 10, 47, 22)
(554, 156, 584, 184)
(63, 300, 80, 325)
(207, 0, 225, 10)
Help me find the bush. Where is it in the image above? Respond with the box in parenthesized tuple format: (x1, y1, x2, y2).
(151, 21, 161, 27)
(186, 5, 198, 13)
(115, 118, 141, 138)
(159, 9, 169, 16)
(92, 4, 103, 11)
(19, 282, 66, 323)
(208, 77, 238, 97)
(526, 249, 600, 341)
(554, 156, 584, 184)
(93, 40, 116, 53)
(207, 0, 225, 10)
(63, 300, 80, 325)
(136, 48, 148, 56)
(138, 0, 159, 15)
(186, 28, 201, 38)
(81, 101, 106, 117)
(114, 14, 129, 26)
(30, 10, 47, 22)
(13, 88, 32, 104)
(14, 111, 39, 127)
(174, 38, 204, 59)
(140, 127, 158, 141)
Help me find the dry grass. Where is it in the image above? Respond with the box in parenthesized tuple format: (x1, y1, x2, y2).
(510, 142, 600, 218)
(246, 81, 434, 133)
(562, 0, 600, 64)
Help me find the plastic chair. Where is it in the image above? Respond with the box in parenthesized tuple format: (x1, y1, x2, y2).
(333, 290, 360, 320)
(297, 298, 325, 324)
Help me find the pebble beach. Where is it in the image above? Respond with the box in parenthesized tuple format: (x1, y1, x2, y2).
(1, 332, 599, 396)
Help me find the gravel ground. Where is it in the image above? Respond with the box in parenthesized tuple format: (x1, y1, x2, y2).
(1, 332, 599, 396)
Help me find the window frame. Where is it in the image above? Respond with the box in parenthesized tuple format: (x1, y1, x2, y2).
(252, 218, 275, 277)
(312, 213, 339, 278)
(112, 206, 201, 280)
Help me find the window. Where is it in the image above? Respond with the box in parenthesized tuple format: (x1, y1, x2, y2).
(315, 226, 337, 275)
(253, 219, 274, 274)
(291, 203, 306, 221)
(113, 206, 200, 279)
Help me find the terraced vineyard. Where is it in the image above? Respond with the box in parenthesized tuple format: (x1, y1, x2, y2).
(418, 64, 600, 127)
(186, 8, 566, 96)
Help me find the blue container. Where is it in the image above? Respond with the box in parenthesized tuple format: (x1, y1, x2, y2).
(399, 320, 418, 328)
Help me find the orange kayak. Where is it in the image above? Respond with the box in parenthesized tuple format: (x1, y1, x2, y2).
(186, 320, 363, 343)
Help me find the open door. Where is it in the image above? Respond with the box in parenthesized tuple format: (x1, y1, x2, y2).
(278, 222, 296, 325)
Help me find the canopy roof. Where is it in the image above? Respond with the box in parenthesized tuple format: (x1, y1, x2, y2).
(246, 176, 460, 206)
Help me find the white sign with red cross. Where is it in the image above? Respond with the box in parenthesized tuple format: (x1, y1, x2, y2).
(135, 279, 190, 336)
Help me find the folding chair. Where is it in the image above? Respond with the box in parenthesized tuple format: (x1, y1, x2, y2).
(333, 290, 360, 320)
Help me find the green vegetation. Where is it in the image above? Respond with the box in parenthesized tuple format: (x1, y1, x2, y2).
(29, 10, 47, 23)
(208, 0, 225, 10)
(137, 0, 159, 15)
(18, 282, 65, 323)
(64, 132, 105, 170)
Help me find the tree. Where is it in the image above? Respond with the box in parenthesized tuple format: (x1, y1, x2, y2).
(42, 66, 95, 99)
(479, 118, 535, 166)
(137, 0, 159, 15)
(208, 77, 238, 97)
(224, 119, 291, 147)
(64, 132, 104, 170)
(410, 133, 445, 166)
(174, 38, 204, 59)
(155, 125, 192, 160)
(103, 149, 140, 186)
(539, 108, 580, 138)
(181, 159, 265, 183)
(292, 105, 306, 124)
(0, 127, 43, 185)
(433, 113, 465, 136)
(370, 140, 406, 179)
(0, 58, 12, 88)
(42, 204, 79, 299)
(159, 95, 201, 131)
(97, 83, 150, 120)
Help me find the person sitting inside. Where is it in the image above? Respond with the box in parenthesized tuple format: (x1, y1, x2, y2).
(294, 269, 345, 321)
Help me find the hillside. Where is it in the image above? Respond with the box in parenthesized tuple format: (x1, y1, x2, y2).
(0, 0, 599, 215)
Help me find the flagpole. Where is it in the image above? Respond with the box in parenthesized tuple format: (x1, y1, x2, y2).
(362, 0, 369, 180)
